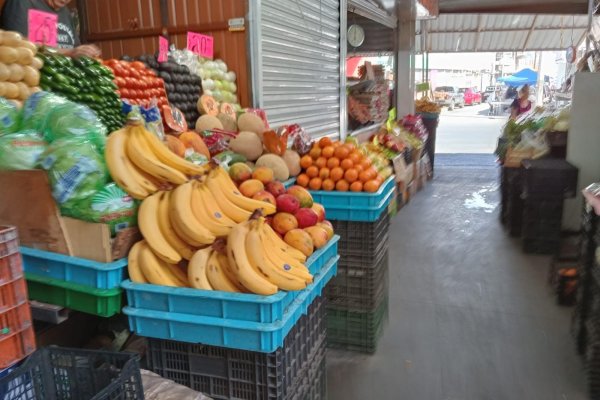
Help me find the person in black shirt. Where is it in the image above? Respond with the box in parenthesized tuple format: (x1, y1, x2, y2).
(0, 0, 100, 58)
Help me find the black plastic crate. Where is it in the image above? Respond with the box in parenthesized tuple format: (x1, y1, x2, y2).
(331, 213, 390, 259)
(505, 194, 523, 237)
(523, 197, 564, 218)
(523, 238, 559, 255)
(326, 250, 389, 312)
(521, 158, 578, 199)
(146, 296, 326, 400)
(285, 344, 326, 400)
(0, 347, 143, 400)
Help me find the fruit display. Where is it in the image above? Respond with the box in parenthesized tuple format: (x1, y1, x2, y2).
(103, 59, 168, 110)
(39, 53, 123, 132)
(0, 31, 42, 106)
(295, 137, 387, 193)
(415, 97, 441, 113)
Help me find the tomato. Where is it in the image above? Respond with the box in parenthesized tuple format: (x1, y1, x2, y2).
(139, 79, 149, 90)
(115, 90, 121, 97)
(120, 88, 130, 98)
(129, 68, 141, 79)
(114, 77, 126, 87)
(146, 69, 156, 77)
(105, 59, 119, 68)
(131, 61, 146, 70)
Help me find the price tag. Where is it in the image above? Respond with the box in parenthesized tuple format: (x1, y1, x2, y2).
(28, 9, 58, 46)
(158, 36, 169, 62)
(187, 32, 214, 59)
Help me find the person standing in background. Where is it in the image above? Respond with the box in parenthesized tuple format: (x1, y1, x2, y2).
(0, 0, 100, 58)
(510, 84, 532, 120)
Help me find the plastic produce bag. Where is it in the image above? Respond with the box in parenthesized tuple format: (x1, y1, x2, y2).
(0, 130, 47, 170)
(0, 98, 20, 135)
(43, 102, 107, 150)
(38, 137, 108, 209)
(20, 91, 69, 132)
(141, 370, 211, 400)
(61, 183, 138, 235)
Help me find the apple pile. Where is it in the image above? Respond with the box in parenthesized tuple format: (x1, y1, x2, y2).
(229, 163, 335, 257)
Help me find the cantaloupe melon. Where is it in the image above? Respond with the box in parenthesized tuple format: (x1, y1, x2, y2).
(195, 115, 223, 132)
(217, 113, 237, 131)
(238, 113, 266, 139)
(282, 150, 301, 177)
(229, 131, 263, 161)
(255, 154, 290, 181)
(197, 94, 219, 116)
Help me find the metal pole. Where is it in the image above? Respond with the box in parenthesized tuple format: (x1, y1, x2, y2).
(587, 0, 593, 52)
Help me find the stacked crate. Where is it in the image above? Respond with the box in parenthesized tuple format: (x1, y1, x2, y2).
(325, 212, 390, 353)
(520, 159, 578, 254)
(500, 166, 524, 236)
(0, 226, 35, 371)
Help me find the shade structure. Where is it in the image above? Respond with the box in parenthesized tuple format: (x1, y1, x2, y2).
(498, 68, 538, 86)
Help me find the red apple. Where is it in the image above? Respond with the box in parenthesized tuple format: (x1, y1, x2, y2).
(295, 208, 319, 228)
(253, 191, 277, 207)
(276, 194, 300, 214)
(265, 181, 286, 198)
(311, 203, 326, 222)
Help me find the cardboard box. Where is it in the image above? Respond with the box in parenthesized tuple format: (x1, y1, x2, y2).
(0, 171, 139, 262)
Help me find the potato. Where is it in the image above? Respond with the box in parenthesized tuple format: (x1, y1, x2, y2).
(0, 83, 6, 97)
(30, 57, 43, 70)
(23, 66, 39, 87)
(16, 48, 33, 65)
(0, 63, 9, 81)
(4, 82, 18, 99)
(0, 47, 18, 64)
(7, 64, 24, 82)
(18, 40, 37, 55)
(16, 82, 28, 100)
(1, 31, 22, 47)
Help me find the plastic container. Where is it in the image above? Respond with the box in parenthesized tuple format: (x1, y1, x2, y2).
(0, 326, 35, 370)
(0, 347, 143, 399)
(0, 253, 24, 286)
(25, 273, 122, 317)
(0, 227, 19, 259)
(522, 238, 559, 255)
(146, 296, 326, 400)
(122, 236, 339, 323)
(521, 158, 578, 199)
(282, 178, 296, 189)
(331, 212, 390, 259)
(0, 302, 32, 338)
(286, 345, 327, 400)
(20, 247, 127, 289)
(124, 255, 339, 353)
(0, 279, 28, 312)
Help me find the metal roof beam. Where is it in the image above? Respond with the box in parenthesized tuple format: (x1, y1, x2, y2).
(438, 0, 589, 15)
(428, 26, 586, 34)
(522, 14, 538, 51)
(474, 14, 483, 51)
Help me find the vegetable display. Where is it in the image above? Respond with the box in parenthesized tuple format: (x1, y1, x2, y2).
(103, 59, 168, 110)
(0, 31, 42, 106)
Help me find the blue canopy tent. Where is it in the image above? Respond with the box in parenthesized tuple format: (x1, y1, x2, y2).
(497, 68, 538, 86)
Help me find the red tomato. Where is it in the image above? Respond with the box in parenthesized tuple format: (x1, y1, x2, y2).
(120, 88, 131, 98)
(146, 69, 156, 77)
(115, 90, 121, 97)
(129, 69, 141, 79)
(114, 77, 126, 87)
(138, 79, 148, 90)
(131, 61, 146, 70)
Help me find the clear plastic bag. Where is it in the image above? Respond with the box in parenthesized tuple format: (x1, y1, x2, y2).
(0, 98, 20, 135)
(43, 102, 107, 151)
(20, 91, 69, 132)
(0, 130, 47, 170)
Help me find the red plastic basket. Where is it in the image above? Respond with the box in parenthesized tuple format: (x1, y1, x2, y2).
(0, 279, 28, 312)
(0, 302, 32, 338)
(0, 253, 23, 285)
(0, 326, 36, 369)
(0, 227, 18, 259)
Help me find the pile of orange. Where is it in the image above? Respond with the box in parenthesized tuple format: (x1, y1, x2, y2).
(296, 137, 384, 192)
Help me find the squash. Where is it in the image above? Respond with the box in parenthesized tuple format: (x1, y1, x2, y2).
(282, 150, 301, 177)
(179, 131, 210, 159)
(229, 131, 263, 161)
(255, 154, 290, 181)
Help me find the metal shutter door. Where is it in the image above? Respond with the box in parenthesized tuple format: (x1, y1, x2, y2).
(255, 0, 343, 140)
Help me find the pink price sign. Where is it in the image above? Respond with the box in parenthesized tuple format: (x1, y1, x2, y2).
(28, 9, 58, 47)
(186, 32, 214, 59)
(158, 36, 169, 62)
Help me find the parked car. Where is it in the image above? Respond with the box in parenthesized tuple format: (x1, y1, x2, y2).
(433, 86, 465, 111)
(459, 88, 482, 106)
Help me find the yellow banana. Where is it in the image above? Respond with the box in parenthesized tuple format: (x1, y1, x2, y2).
(166, 263, 189, 287)
(138, 242, 184, 287)
(260, 221, 307, 263)
(139, 127, 209, 176)
(139, 192, 182, 264)
(190, 182, 234, 237)
(206, 250, 241, 292)
(170, 182, 216, 246)
(226, 221, 278, 295)
(203, 176, 253, 223)
(207, 167, 276, 215)
(188, 248, 213, 290)
(127, 240, 148, 283)
(105, 128, 150, 200)
(197, 182, 237, 226)
(127, 127, 188, 185)
(246, 220, 307, 291)
(215, 252, 247, 292)
(157, 191, 196, 260)
(256, 220, 311, 280)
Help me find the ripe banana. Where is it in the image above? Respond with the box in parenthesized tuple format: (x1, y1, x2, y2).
(206, 249, 242, 292)
(105, 128, 151, 200)
(215, 252, 247, 292)
(260, 222, 307, 263)
(207, 167, 276, 216)
(139, 126, 209, 176)
(127, 240, 148, 283)
(157, 191, 196, 260)
(203, 176, 253, 223)
(246, 220, 307, 291)
(256, 221, 311, 280)
(190, 182, 235, 237)
(226, 221, 278, 295)
(170, 182, 216, 246)
(127, 126, 188, 185)
(139, 192, 182, 264)
(138, 242, 184, 287)
(188, 248, 213, 290)
(166, 263, 189, 287)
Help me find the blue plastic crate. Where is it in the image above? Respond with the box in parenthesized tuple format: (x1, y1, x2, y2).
(324, 186, 396, 222)
(121, 235, 339, 323)
(309, 176, 395, 209)
(20, 247, 127, 290)
(282, 178, 296, 189)
(123, 255, 339, 353)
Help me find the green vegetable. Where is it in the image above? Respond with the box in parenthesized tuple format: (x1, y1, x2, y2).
(0, 130, 47, 170)
(43, 102, 107, 150)
(20, 91, 69, 132)
(0, 98, 19, 135)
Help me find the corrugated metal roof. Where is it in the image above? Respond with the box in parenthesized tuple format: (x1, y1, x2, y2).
(422, 13, 590, 52)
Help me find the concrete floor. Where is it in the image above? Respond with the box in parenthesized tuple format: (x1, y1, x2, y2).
(327, 154, 587, 400)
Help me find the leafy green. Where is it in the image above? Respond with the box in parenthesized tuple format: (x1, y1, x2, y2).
(0, 130, 47, 170)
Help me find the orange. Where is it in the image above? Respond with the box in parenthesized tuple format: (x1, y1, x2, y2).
(350, 181, 363, 192)
(344, 143, 356, 153)
(300, 155, 313, 169)
(354, 164, 364, 173)
(335, 179, 349, 192)
(309, 177, 322, 190)
(322, 179, 335, 191)
(334, 146, 349, 160)
(319, 167, 330, 180)
(340, 158, 354, 170)
(373, 174, 384, 184)
(348, 152, 361, 165)
(321, 146, 335, 158)
(363, 179, 381, 193)
(318, 137, 332, 148)
(330, 167, 344, 182)
(327, 157, 340, 169)
(360, 158, 372, 169)
(359, 167, 377, 182)
(315, 157, 327, 169)
(309, 146, 321, 160)
(306, 166, 319, 178)
(296, 173, 310, 187)
(332, 141, 342, 148)
(344, 168, 359, 183)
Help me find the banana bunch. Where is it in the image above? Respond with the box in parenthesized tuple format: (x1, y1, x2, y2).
(105, 120, 209, 200)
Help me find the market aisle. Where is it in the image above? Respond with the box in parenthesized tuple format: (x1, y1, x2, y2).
(327, 154, 587, 400)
